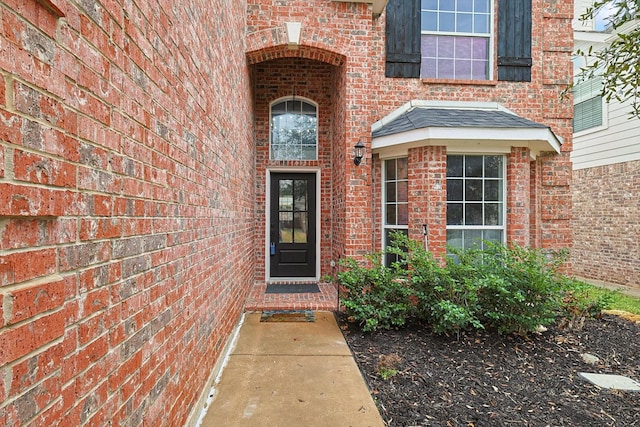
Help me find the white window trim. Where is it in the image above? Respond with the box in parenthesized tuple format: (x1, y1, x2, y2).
(445, 154, 507, 249)
(269, 96, 319, 161)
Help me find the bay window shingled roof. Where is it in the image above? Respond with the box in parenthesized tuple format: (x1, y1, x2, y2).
(372, 108, 549, 139)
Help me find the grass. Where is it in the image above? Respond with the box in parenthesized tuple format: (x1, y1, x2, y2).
(565, 279, 640, 315)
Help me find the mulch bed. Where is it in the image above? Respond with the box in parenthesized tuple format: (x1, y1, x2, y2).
(339, 313, 640, 426)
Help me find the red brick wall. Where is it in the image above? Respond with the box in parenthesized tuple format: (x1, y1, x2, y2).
(0, 1, 254, 425)
(572, 161, 640, 288)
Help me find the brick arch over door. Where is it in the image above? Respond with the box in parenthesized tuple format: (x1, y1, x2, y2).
(245, 25, 347, 66)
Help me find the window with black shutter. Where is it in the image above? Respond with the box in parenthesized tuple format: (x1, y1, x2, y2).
(385, 0, 532, 82)
(497, 0, 532, 82)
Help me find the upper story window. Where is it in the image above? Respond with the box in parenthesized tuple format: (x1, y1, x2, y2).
(385, 0, 531, 82)
(573, 76, 604, 134)
(420, 0, 491, 80)
(270, 98, 318, 161)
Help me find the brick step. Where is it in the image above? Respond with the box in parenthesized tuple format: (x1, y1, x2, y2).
(245, 282, 339, 312)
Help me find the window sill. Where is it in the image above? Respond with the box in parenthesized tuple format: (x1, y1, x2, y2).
(421, 78, 498, 86)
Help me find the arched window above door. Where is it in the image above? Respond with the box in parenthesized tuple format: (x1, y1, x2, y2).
(270, 98, 318, 161)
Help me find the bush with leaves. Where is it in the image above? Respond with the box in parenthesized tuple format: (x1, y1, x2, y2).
(337, 254, 414, 332)
(338, 235, 573, 336)
(388, 232, 483, 334)
(465, 243, 566, 335)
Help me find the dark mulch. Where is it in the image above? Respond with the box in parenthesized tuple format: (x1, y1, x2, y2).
(339, 314, 640, 426)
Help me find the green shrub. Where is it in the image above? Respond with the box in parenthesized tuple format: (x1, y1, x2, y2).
(388, 233, 482, 334)
(337, 235, 572, 336)
(337, 254, 414, 332)
(466, 243, 565, 335)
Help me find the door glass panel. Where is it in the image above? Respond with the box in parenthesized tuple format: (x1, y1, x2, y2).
(279, 180, 293, 210)
(294, 180, 308, 211)
(293, 212, 308, 243)
(279, 212, 293, 243)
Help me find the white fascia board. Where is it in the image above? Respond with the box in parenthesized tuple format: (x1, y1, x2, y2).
(372, 127, 562, 160)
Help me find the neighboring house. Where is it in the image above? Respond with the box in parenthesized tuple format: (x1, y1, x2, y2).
(572, 0, 640, 289)
(0, 0, 573, 426)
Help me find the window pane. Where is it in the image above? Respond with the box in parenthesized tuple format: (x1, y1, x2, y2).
(447, 229, 463, 249)
(447, 155, 463, 176)
(397, 181, 408, 202)
(438, 36, 455, 57)
(423, 11, 438, 31)
(455, 59, 472, 80)
(474, 0, 489, 13)
(485, 155, 503, 178)
(465, 156, 483, 177)
(484, 180, 501, 201)
(397, 157, 408, 179)
(458, 0, 473, 12)
(455, 37, 471, 57)
(471, 37, 488, 59)
(474, 14, 489, 33)
(423, 0, 438, 9)
(422, 35, 438, 56)
(463, 229, 483, 249)
(471, 60, 488, 80)
(447, 179, 463, 201)
(438, 59, 455, 79)
(440, 12, 455, 31)
(465, 203, 483, 225)
(440, 1, 455, 11)
(447, 203, 463, 225)
(465, 179, 482, 201)
(457, 13, 473, 32)
(386, 182, 397, 202)
(398, 204, 408, 225)
(483, 229, 503, 244)
(484, 203, 502, 225)
(422, 58, 437, 78)
(385, 160, 396, 180)
(386, 204, 397, 225)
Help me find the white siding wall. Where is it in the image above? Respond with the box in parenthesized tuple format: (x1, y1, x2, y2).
(572, 17, 640, 170)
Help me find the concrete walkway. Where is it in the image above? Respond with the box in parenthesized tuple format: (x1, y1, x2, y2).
(199, 311, 385, 427)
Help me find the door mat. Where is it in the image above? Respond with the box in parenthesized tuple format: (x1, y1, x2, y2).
(265, 283, 320, 294)
(260, 310, 315, 322)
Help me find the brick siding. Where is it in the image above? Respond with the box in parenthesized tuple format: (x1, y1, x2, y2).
(572, 160, 640, 288)
(0, 1, 254, 425)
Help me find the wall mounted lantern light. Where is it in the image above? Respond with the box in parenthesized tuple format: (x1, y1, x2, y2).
(353, 140, 365, 166)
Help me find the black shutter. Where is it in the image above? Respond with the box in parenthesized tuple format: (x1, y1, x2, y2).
(385, 0, 421, 78)
(497, 0, 532, 82)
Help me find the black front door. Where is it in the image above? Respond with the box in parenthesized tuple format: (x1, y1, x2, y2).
(270, 173, 317, 277)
